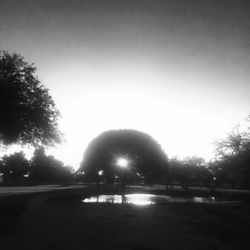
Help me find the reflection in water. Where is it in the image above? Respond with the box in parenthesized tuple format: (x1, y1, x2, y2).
(82, 194, 233, 206)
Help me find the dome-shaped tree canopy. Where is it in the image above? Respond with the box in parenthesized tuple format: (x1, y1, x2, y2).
(79, 129, 169, 183)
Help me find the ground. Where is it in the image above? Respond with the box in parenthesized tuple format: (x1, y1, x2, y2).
(0, 185, 250, 250)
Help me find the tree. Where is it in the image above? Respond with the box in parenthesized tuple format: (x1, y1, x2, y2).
(213, 124, 250, 189)
(0, 51, 61, 146)
(213, 125, 249, 159)
(0, 151, 30, 183)
(183, 156, 205, 167)
(79, 129, 169, 185)
(30, 148, 72, 183)
(167, 158, 191, 188)
(168, 156, 215, 190)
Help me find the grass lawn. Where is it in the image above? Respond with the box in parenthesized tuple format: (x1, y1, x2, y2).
(0, 185, 250, 250)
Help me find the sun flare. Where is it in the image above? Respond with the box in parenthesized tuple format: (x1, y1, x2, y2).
(116, 158, 129, 168)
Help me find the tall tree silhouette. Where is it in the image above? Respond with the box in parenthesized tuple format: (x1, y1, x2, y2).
(0, 51, 61, 146)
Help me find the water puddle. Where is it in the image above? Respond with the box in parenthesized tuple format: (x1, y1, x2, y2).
(82, 194, 238, 206)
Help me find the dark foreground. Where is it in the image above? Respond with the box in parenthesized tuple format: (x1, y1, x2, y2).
(1, 186, 250, 250)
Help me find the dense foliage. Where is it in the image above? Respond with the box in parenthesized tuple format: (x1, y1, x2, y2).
(0, 51, 61, 146)
(0, 149, 73, 184)
(167, 157, 215, 190)
(0, 152, 29, 183)
(30, 148, 73, 183)
(79, 129, 169, 184)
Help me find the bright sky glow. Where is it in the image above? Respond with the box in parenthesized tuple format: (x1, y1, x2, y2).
(44, 65, 249, 170)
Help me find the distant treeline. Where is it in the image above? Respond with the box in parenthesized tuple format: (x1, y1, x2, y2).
(78, 127, 250, 190)
(167, 124, 250, 190)
(0, 148, 73, 185)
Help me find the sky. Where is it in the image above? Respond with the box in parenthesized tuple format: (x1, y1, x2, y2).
(0, 0, 250, 169)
